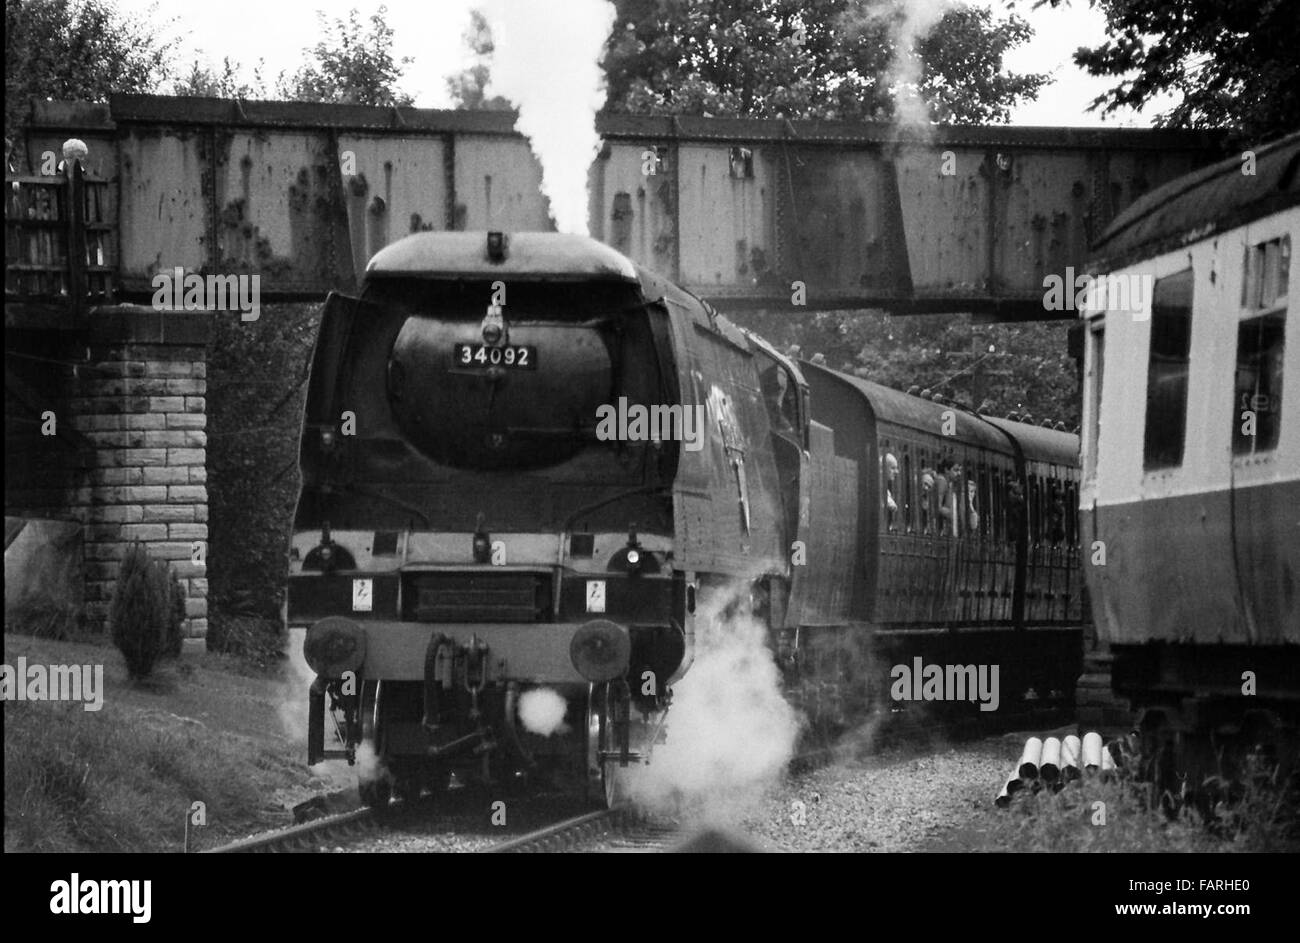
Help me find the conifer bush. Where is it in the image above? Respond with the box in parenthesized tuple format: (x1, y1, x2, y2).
(110, 544, 186, 680)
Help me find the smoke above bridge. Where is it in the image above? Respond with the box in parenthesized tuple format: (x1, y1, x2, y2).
(481, 0, 617, 236)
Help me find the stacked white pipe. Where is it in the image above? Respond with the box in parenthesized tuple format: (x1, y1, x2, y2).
(995, 731, 1121, 807)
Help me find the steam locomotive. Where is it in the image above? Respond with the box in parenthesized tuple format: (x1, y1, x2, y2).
(1079, 131, 1300, 792)
(289, 229, 1084, 808)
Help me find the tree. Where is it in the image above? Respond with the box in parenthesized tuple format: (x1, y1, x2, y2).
(1051, 0, 1300, 142)
(601, 0, 1049, 123)
(110, 543, 186, 681)
(172, 57, 268, 99)
(736, 309, 1081, 427)
(445, 9, 512, 110)
(277, 5, 414, 106)
(4, 0, 177, 143)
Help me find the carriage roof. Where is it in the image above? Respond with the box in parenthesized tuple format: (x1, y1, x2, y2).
(1090, 131, 1300, 270)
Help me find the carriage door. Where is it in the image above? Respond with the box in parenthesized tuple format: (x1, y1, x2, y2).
(1231, 233, 1292, 640)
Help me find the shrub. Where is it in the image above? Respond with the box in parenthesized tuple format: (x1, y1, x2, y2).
(110, 544, 186, 680)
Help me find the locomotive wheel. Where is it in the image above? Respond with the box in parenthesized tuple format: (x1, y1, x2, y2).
(586, 683, 638, 809)
(603, 761, 635, 809)
(358, 681, 394, 810)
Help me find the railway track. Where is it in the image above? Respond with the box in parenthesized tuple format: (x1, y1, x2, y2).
(483, 808, 680, 853)
(202, 807, 377, 854)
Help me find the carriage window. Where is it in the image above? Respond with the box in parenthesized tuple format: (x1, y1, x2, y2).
(1085, 321, 1104, 480)
(918, 453, 934, 534)
(1047, 478, 1067, 545)
(1144, 269, 1194, 470)
(1006, 473, 1026, 542)
(882, 445, 900, 531)
(1233, 312, 1285, 454)
(902, 451, 914, 533)
(1242, 236, 1290, 310)
(991, 469, 1003, 542)
(1064, 480, 1078, 546)
(936, 457, 958, 538)
(1027, 476, 1039, 544)
(1034, 476, 1046, 544)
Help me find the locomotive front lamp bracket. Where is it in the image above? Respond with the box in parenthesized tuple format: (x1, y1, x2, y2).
(481, 304, 507, 346)
(472, 512, 491, 563)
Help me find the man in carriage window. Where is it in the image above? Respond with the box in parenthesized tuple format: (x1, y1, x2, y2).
(883, 452, 899, 531)
(920, 466, 936, 533)
(1006, 478, 1026, 541)
(1048, 480, 1067, 545)
(966, 478, 981, 534)
(936, 459, 962, 537)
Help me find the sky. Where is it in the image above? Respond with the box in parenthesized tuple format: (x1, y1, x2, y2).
(117, 0, 1171, 128)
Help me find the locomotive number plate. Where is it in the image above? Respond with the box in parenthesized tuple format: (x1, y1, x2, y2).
(453, 343, 537, 369)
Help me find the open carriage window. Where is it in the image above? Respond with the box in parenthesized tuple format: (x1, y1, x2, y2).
(1143, 269, 1194, 470)
(1234, 236, 1287, 456)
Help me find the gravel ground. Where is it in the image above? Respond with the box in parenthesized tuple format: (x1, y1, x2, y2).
(630, 729, 1045, 853)
(743, 738, 1013, 852)
(337, 790, 595, 853)
(285, 731, 1056, 853)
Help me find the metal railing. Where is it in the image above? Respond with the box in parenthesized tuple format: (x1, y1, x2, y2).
(5, 159, 114, 313)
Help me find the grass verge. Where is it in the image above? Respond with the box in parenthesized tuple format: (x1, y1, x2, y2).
(3, 632, 344, 853)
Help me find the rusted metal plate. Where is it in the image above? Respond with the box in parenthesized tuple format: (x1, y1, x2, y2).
(452, 135, 551, 233)
(781, 146, 911, 301)
(336, 135, 451, 281)
(590, 143, 678, 278)
(117, 130, 208, 283)
(212, 130, 348, 290)
(895, 145, 987, 297)
(675, 144, 776, 291)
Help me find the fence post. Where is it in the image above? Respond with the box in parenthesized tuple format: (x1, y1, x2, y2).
(67, 156, 87, 315)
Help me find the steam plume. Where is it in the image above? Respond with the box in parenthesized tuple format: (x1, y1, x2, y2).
(481, 0, 617, 235)
(519, 687, 570, 736)
(279, 629, 357, 792)
(889, 0, 951, 128)
(628, 583, 802, 817)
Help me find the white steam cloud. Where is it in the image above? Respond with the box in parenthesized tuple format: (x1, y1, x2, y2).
(278, 628, 358, 793)
(481, 0, 617, 235)
(844, 0, 952, 129)
(889, 0, 951, 128)
(354, 739, 385, 784)
(627, 583, 802, 817)
(518, 687, 570, 736)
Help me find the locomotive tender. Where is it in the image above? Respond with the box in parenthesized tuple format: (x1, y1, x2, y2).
(1080, 131, 1300, 781)
(289, 230, 1083, 807)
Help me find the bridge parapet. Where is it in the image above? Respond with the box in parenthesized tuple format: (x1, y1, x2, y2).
(6, 96, 1224, 320)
